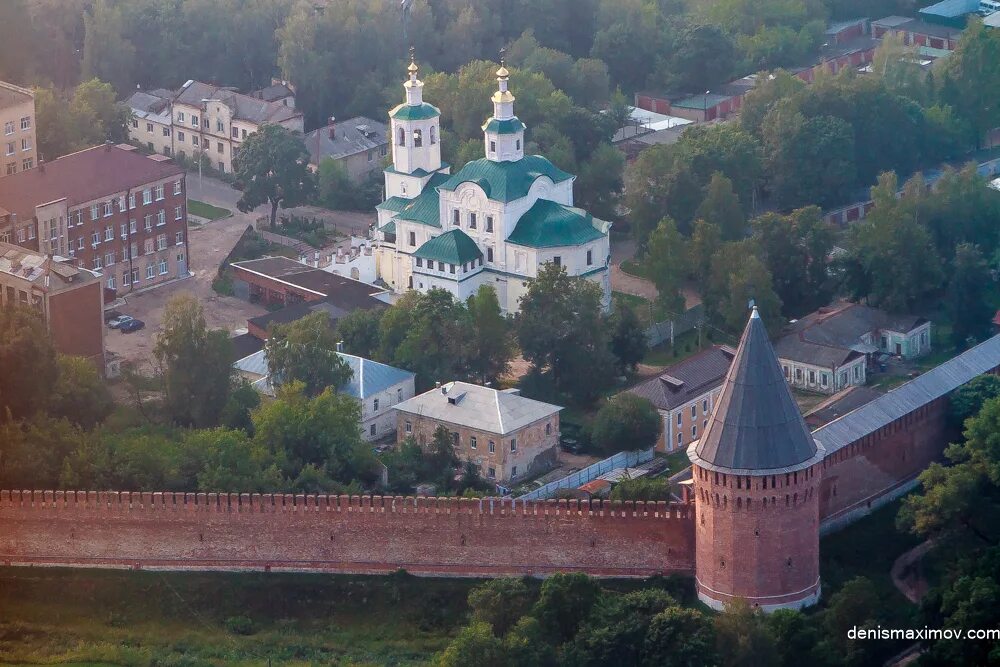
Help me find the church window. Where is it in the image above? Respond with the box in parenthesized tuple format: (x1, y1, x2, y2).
(430, 126, 436, 144)
(489, 140, 496, 153)
(553, 256, 561, 267)
(413, 129, 422, 147)
(415, 258, 422, 267)
(437, 261, 444, 271)
(486, 216, 494, 232)
(449, 264, 455, 274)
(407, 276, 413, 288)
(516, 139, 521, 151)
(453, 210, 460, 226)
(586, 249, 592, 265)
(691, 425, 697, 438)
(469, 213, 476, 229)
(397, 128, 405, 146)
(409, 232, 416, 246)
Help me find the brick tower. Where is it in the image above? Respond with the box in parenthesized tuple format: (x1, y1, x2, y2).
(687, 307, 826, 611)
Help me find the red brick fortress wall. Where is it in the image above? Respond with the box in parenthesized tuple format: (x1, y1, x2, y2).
(0, 492, 695, 578)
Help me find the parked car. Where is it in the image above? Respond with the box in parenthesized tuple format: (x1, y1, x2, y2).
(103, 309, 123, 324)
(107, 315, 133, 329)
(119, 319, 145, 333)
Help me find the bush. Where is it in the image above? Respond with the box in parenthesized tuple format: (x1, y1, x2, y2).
(224, 615, 255, 636)
(212, 270, 234, 296)
(591, 394, 661, 455)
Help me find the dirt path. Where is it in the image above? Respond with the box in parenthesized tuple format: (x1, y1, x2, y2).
(891, 538, 936, 603)
(609, 237, 702, 308)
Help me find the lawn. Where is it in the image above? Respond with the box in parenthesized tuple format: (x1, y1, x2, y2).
(188, 199, 233, 220)
(613, 291, 657, 326)
(642, 329, 714, 367)
(619, 258, 652, 280)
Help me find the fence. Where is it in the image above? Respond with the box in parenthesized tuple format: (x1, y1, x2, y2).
(516, 448, 656, 500)
(645, 304, 705, 348)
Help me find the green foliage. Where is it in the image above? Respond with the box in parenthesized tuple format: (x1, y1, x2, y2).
(0, 306, 59, 422)
(706, 242, 783, 336)
(50, 355, 114, 430)
(644, 606, 717, 667)
(35, 78, 132, 161)
(645, 218, 689, 314)
(381, 429, 465, 495)
(591, 394, 660, 455)
(947, 243, 994, 349)
(531, 572, 602, 644)
(265, 311, 352, 397)
(316, 160, 383, 212)
(224, 615, 255, 636)
(938, 19, 1000, 148)
(949, 375, 1000, 426)
(609, 476, 672, 502)
(335, 308, 383, 360)
(219, 380, 261, 434)
(697, 173, 745, 241)
(434, 621, 504, 667)
(516, 263, 618, 404)
(234, 124, 316, 230)
(465, 285, 514, 383)
(153, 295, 234, 428)
(713, 599, 777, 667)
(467, 578, 533, 637)
(751, 206, 833, 317)
(609, 300, 648, 374)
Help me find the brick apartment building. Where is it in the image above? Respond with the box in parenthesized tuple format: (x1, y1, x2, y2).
(0, 143, 189, 296)
(0, 242, 105, 367)
(0, 81, 37, 178)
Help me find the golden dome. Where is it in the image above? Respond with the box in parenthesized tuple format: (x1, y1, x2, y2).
(496, 65, 510, 78)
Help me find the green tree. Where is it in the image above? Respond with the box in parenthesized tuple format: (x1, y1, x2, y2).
(0, 415, 85, 489)
(389, 289, 470, 391)
(688, 219, 723, 285)
(189, 428, 282, 492)
(50, 355, 113, 429)
(949, 375, 1000, 426)
(467, 578, 533, 637)
(335, 308, 383, 360)
(707, 243, 782, 336)
(219, 380, 261, 434)
(591, 394, 660, 455)
(435, 621, 504, 667)
(645, 217, 689, 314)
(644, 607, 717, 667)
(654, 24, 736, 92)
(154, 295, 234, 428)
(266, 311, 352, 397)
(576, 142, 625, 221)
(531, 572, 602, 644)
(503, 616, 557, 667)
(81, 0, 136, 95)
(465, 285, 513, 384)
(610, 476, 671, 502)
(516, 264, 617, 403)
(563, 588, 677, 667)
(938, 19, 1000, 149)
(316, 158, 354, 210)
(234, 124, 316, 230)
(947, 243, 994, 349)
(609, 301, 648, 374)
(821, 577, 887, 667)
(696, 172, 745, 241)
(739, 69, 806, 137)
(713, 599, 777, 667)
(0, 306, 59, 422)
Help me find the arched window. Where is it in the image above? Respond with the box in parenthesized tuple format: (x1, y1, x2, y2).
(413, 129, 422, 147)
(397, 127, 405, 146)
(430, 126, 437, 144)
(736, 497, 742, 509)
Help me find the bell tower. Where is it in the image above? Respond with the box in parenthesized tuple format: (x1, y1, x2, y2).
(388, 48, 442, 178)
(483, 49, 525, 163)
(687, 307, 825, 612)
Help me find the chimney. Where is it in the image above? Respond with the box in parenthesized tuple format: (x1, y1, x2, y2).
(328, 116, 336, 140)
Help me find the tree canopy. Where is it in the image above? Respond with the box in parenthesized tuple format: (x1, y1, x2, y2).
(233, 124, 316, 229)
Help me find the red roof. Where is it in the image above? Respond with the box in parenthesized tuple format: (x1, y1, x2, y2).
(0, 144, 183, 221)
(578, 479, 612, 494)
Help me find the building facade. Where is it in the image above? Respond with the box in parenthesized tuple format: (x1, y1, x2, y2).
(304, 117, 389, 182)
(0, 144, 189, 296)
(0, 242, 105, 368)
(374, 54, 611, 314)
(127, 80, 304, 174)
(688, 308, 825, 611)
(0, 81, 36, 178)
(394, 382, 562, 486)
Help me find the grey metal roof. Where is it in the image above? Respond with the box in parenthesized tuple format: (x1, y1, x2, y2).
(813, 334, 1000, 454)
(393, 382, 562, 435)
(626, 345, 735, 411)
(304, 116, 388, 163)
(234, 349, 414, 399)
(693, 308, 818, 472)
(174, 81, 300, 125)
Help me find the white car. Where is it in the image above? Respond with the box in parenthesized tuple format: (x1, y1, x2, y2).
(107, 315, 134, 329)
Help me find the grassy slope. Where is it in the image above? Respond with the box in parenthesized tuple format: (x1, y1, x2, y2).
(187, 199, 233, 221)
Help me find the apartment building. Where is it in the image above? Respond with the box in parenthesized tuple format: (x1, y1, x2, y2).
(0, 81, 36, 178)
(127, 80, 304, 174)
(0, 242, 105, 368)
(0, 143, 189, 296)
(626, 345, 736, 453)
(304, 116, 389, 182)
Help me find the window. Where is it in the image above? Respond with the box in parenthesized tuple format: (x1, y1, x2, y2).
(430, 126, 436, 144)
(853, 365, 860, 379)
(93, 256, 102, 270)
(470, 437, 477, 450)
(409, 231, 416, 246)
(677, 432, 683, 446)
(155, 185, 164, 201)
(218, 161, 225, 173)
(104, 226, 113, 241)
(27, 226, 33, 240)
(191, 115, 198, 127)
(469, 213, 477, 229)
(177, 131, 185, 143)
(216, 119, 224, 133)
(144, 239, 153, 255)
(157, 234, 167, 250)
(586, 249, 593, 266)
(795, 368, 802, 381)
(122, 270, 130, 286)
(232, 127, 239, 138)
(553, 256, 561, 267)
(677, 412, 682, 426)
(131, 119, 139, 129)
(177, 112, 185, 123)
(3, 121, 13, 135)
(487, 247, 494, 263)
(129, 219, 137, 233)
(546, 423, 552, 435)
(488, 440, 495, 453)
(175, 231, 184, 245)
(77, 237, 84, 250)
(146, 264, 155, 279)
(415, 258, 422, 267)
(380, 145, 387, 157)
(127, 193, 135, 210)
(91, 231, 100, 246)
(703, 399, 708, 413)
(449, 264, 455, 274)
(20, 138, 30, 152)
(146, 122, 154, 133)
(144, 215, 152, 231)
(413, 129, 422, 147)
(20, 116, 30, 130)
(203, 118, 209, 129)
(90, 204, 99, 220)
(163, 127, 171, 137)
(367, 150, 374, 162)
(512, 466, 517, 477)
(21, 158, 31, 170)
(516, 139, 521, 151)
(217, 142, 224, 154)
(405, 420, 412, 433)
(488, 467, 496, 479)
(692, 425, 697, 438)
(159, 259, 168, 275)
(173, 180, 182, 196)
(510, 438, 517, 452)
(397, 127, 405, 146)
(489, 140, 496, 153)
(118, 197, 126, 213)
(107, 276, 116, 290)
(485, 216, 494, 233)
(192, 136, 199, 147)
(142, 189, 152, 205)
(4, 162, 14, 175)
(373, 398, 379, 412)
(437, 261, 444, 271)
(105, 252, 115, 266)
(131, 268, 139, 283)
(241, 128, 247, 139)
(821, 373, 828, 388)
(691, 405, 697, 418)
(157, 210, 166, 226)
(808, 370, 816, 384)
(131, 242, 138, 259)
(16, 228, 25, 243)
(104, 202, 113, 217)
(453, 209, 460, 226)
(174, 206, 183, 221)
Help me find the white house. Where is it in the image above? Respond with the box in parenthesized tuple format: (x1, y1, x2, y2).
(233, 349, 416, 441)
(373, 53, 612, 313)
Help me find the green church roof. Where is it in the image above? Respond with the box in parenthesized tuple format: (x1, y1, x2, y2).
(507, 199, 608, 248)
(413, 229, 483, 265)
(482, 117, 526, 135)
(438, 155, 573, 203)
(394, 173, 451, 228)
(377, 197, 409, 213)
(389, 102, 441, 121)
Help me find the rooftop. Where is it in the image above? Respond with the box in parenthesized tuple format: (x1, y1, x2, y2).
(413, 229, 483, 265)
(691, 308, 820, 473)
(0, 242, 96, 291)
(304, 116, 388, 164)
(394, 381, 562, 436)
(250, 81, 295, 103)
(803, 385, 884, 429)
(0, 144, 183, 222)
(231, 256, 389, 299)
(234, 349, 414, 399)
(389, 102, 441, 121)
(438, 155, 573, 203)
(172, 80, 301, 125)
(394, 172, 451, 228)
(627, 345, 737, 412)
(0, 81, 33, 110)
(507, 200, 609, 249)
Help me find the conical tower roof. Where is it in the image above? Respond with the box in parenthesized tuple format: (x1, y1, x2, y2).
(691, 307, 818, 472)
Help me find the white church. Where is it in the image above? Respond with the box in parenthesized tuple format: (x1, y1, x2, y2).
(374, 52, 612, 314)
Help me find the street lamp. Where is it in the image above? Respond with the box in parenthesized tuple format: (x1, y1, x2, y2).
(703, 90, 710, 122)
